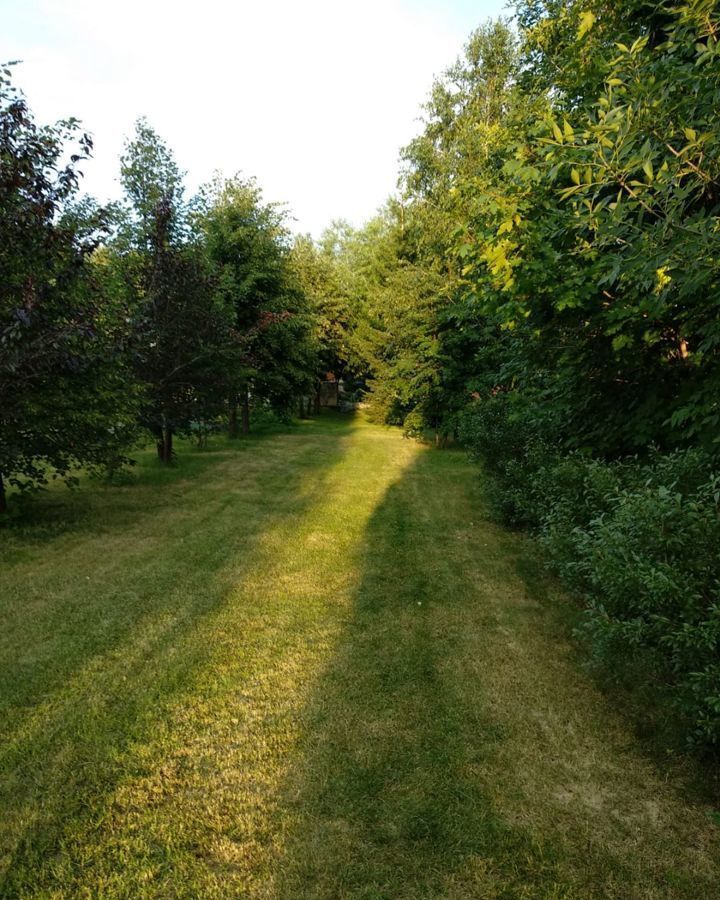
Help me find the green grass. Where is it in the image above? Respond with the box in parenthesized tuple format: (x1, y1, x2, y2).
(1, 413, 719, 898)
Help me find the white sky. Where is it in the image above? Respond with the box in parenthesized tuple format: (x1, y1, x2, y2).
(2, 0, 509, 236)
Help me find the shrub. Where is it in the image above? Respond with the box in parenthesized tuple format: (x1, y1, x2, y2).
(189, 418, 224, 449)
(402, 408, 426, 440)
(364, 382, 407, 426)
(463, 397, 720, 749)
(566, 465, 720, 748)
(460, 394, 563, 527)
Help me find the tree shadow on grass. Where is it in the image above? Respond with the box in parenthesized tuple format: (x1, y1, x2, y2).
(0, 416, 356, 894)
(273, 447, 719, 899)
(0, 422, 311, 547)
(272, 448, 567, 899)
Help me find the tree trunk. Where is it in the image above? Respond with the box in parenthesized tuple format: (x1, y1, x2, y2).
(157, 418, 173, 463)
(163, 426, 173, 462)
(241, 389, 250, 436)
(0, 472, 7, 514)
(228, 397, 239, 439)
(314, 389, 321, 415)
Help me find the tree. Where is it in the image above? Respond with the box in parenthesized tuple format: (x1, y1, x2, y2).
(471, 0, 720, 451)
(339, 209, 446, 434)
(375, 3, 720, 454)
(200, 175, 317, 431)
(116, 122, 234, 461)
(0, 66, 136, 512)
(522, 0, 720, 449)
(342, 22, 520, 440)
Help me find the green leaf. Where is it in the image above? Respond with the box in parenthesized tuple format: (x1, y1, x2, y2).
(612, 334, 633, 352)
(559, 184, 583, 200)
(578, 10, 596, 39)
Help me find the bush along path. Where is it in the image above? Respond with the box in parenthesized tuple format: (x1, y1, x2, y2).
(1, 414, 719, 898)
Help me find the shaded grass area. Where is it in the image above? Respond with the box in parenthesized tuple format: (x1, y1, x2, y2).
(1, 414, 719, 897)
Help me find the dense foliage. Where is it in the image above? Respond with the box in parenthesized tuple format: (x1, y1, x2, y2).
(0, 65, 137, 510)
(461, 399, 720, 747)
(111, 122, 236, 462)
(200, 175, 317, 431)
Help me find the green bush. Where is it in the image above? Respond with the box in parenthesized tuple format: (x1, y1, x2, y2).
(563, 464, 720, 748)
(364, 382, 407, 426)
(402, 408, 426, 440)
(460, 395, 563, 527)
(462, 400, 720, 749)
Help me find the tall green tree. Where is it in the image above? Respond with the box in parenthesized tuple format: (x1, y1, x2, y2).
(116, 122, 234, 461)
(200, 175, 317, 431)
(347, 22, 520, 439)
(0, 67, 136, 512)
(201, 176, 286, 434)
(469, 0, 720, 451)
(377, 3, 720, 453)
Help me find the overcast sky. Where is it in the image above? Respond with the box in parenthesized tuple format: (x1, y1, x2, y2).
(2, 0, 509, 236)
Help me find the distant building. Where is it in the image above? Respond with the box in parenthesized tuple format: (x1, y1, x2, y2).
(319, 372, 342, 408)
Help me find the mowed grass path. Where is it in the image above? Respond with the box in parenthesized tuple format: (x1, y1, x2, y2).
(1, 414, 719, 898)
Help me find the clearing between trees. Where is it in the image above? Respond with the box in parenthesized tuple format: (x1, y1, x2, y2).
(1, 414, 718, 898)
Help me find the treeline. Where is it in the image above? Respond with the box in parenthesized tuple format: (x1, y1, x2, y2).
(319, 1, 720, 749)
(0, 65, 359, 512)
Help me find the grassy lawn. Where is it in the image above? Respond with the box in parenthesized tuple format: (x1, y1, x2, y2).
(1, 413, 719, 898)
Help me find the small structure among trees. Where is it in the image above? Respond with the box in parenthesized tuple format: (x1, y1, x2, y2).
(319, 372, 341, 408)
